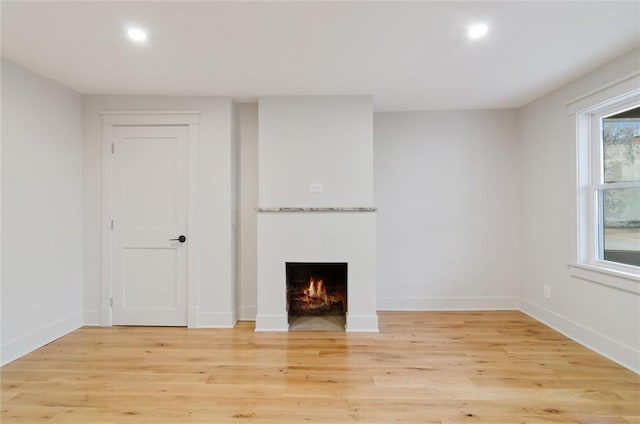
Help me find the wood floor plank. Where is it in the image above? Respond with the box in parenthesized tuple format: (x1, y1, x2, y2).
(2, 311, 638, 423)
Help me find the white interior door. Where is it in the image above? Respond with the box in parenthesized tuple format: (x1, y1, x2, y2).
(112, 125, 189, 326)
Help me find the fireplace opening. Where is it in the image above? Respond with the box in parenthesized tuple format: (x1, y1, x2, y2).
(286, 262, 347, 331)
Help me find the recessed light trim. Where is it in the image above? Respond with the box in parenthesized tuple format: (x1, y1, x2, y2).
(467, 23, 489, 40)
(127, 28, 147, 43)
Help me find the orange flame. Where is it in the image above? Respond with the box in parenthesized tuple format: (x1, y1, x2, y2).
(296, 275, 346, 312)
(304, 276, 328, 302)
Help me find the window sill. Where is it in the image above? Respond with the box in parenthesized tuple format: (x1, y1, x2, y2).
(568, 262, 639, 295)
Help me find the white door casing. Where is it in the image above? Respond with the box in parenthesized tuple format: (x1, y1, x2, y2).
(101, 112, 199, 327)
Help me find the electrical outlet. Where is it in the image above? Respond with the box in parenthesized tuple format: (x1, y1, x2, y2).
(543, 285, 551, 299)
(309, 183, 323, 193)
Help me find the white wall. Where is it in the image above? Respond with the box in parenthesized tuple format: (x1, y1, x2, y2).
(518, 47, 640, 372)
(1, 59, 83, 365)
(259, 96, 374, 208)
(374, 110, 520, 310)
(83, 95, 236, 327)
(236, 103, 258, 320)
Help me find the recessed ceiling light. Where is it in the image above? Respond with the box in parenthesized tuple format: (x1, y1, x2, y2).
(127, 28, 147, 43)
(467, 23, 489, 40)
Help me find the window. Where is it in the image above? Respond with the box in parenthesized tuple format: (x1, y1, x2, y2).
(574, 87, 640, 278)
(599, 107, 640, 267)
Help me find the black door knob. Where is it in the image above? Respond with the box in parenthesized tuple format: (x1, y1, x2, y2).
(170, 235, 187, 243)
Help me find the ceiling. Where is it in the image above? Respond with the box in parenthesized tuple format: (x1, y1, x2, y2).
(2, 1, 639, 111)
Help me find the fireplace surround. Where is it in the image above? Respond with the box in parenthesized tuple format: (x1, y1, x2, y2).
(255, 96, 377, 332)
(255, 210, 378, 332)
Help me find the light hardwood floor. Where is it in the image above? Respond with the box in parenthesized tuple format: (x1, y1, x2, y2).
(1, 311, 638, 423)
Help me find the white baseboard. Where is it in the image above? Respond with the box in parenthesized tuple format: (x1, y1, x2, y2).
(230, 307, 238, 326)
(196, 311, 237, 328)
(255, 314, 288, 331)
(1, 312, 82, 366)
(346, 314, 379, 332)
(238, 305, 257, 321)
(377, 296, 518, 311)
(100, 304, 111, 326)
(83, 309, 101, 326)
(518, 298, 639, 374)
(188, 306, 198, 328)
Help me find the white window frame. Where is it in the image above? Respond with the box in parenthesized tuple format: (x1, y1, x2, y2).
(568, 75, 640, 293)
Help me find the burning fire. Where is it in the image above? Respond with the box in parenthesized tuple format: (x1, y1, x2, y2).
(292, 275, 347, 313)
(303, 276, 328, 303)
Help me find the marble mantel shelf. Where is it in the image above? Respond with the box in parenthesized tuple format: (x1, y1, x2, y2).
(256, 207, 377, 213)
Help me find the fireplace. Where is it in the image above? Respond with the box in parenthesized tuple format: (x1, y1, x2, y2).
(255, 96, 378, 332)
(286, 262, 347, 330)
(256, 212, 378, 332)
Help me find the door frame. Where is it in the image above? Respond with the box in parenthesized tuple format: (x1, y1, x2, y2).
(100, 111, 200, 327)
